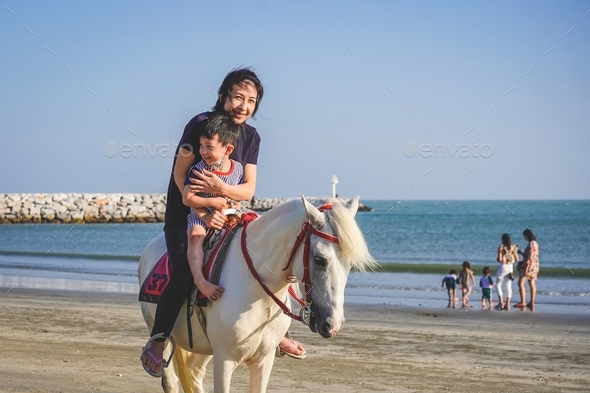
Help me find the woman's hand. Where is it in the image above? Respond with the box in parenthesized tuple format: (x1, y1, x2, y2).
(187, 168, 225, 195)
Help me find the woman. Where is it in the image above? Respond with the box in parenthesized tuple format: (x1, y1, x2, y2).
(141, 68, 305, 377)
(495, 234, 518, 310)
(516, 228, 539, 311)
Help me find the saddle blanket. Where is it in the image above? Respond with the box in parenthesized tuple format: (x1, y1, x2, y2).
(139, 212, 259, 304)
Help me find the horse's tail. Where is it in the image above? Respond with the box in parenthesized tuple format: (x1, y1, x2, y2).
(173, 346, 205, 393)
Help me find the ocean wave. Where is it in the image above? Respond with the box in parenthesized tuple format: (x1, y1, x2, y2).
(345, 284, 590, 297)
(0, 262, 137, 277)
(375, 262, 590, 279)
(0, 249, 139, 262)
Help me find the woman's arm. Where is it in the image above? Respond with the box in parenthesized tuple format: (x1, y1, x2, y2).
(182, 187, 226, 210)
(173, 150, 196, 195)
(512, 245, 519, 262)
(497, 246, 503, 263)
(188, 164, 257, 201)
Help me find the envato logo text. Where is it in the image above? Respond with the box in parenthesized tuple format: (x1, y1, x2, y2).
(103, 141, 194, 158)
(403, 141, 493, 158)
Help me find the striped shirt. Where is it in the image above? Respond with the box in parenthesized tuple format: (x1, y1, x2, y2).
(186, 159, 243, 230)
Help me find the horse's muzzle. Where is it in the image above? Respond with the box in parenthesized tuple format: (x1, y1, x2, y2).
(309, 305, 342, 338)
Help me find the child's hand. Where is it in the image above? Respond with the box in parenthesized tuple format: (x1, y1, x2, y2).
(210, 197, 228, 211)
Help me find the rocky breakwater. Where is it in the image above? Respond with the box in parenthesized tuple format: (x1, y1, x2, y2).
(0, 194, 371, 224)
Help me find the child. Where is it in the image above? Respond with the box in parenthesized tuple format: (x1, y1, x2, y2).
(441, 270, 458, 308)
(457, 261, 476, 308)
(182, 114, 243, 302)
(479, 266, 495, 310)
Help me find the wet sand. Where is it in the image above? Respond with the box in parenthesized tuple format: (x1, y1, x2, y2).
(0, 288, 588, 392)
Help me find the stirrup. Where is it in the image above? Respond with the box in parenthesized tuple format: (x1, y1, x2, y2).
(144, 333, 176, 368)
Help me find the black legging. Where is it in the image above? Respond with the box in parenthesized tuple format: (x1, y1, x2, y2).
(150, 223, 193, 337)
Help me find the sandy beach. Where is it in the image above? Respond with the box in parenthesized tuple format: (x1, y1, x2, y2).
(1, 288, 588, 393)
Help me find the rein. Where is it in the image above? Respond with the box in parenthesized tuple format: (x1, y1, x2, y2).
(240, 204, 339, 324)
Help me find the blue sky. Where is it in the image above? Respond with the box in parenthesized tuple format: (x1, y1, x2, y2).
(1, 1, 589, 199)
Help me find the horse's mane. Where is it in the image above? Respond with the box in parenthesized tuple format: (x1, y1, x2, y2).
(323, 198, 377, 272)
(247, 198, 377, 272)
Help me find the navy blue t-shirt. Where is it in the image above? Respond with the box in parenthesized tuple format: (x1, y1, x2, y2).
(164, 111, 261, 225)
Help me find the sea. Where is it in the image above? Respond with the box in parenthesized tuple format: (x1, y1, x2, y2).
(1, 200, 589, 315)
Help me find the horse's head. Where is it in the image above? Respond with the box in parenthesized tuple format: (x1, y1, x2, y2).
(298, 196, 376, 338)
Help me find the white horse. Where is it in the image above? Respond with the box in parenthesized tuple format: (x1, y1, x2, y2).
(138, 196, 376, 393)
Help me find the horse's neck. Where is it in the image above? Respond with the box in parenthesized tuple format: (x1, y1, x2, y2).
(245, 202, 306, 287)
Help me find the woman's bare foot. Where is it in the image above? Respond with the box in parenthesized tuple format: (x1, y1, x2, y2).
(196, 279, 224, 301)
(141, 339, 165, 376)
(526, 302, 535, 311)
(279, 337, 306, 359)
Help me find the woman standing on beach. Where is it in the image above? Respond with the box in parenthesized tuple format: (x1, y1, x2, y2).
(141, 68, 305, 377)
(516, 228, 539, 311)
(495, 234, 518, 310)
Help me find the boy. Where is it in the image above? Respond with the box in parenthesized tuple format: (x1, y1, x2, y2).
(441, 270, 458, 308)
(479, 266, 495, 310)
(182, 113, 243, 302)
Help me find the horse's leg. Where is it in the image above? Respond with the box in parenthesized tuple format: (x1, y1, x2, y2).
(246, 353, 275, 393)
(213, 356, 239, 393)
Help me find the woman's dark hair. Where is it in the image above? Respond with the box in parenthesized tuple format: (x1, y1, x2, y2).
(213, 67, 264, 117)
(501, 233, 511, 248)
(523, 228, 536, 242)
(462, 261, 470, 269)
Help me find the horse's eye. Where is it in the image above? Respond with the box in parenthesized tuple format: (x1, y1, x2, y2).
(313, 256, 327, 267)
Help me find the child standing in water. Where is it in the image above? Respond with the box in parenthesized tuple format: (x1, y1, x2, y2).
(441, 270, 458, 308)
(479, 266, 495, 310)
(457, 261, 476, 308)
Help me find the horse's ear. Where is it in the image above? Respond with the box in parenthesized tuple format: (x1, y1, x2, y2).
(301, 195, 326, 227)
(346, 196, 360, 217)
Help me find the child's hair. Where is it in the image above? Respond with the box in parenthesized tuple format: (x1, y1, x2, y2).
(462, 261, 470, 269)
(449, 269, 457, 275)
(202, 113, 240, 146)
(483, 266, 491, 275)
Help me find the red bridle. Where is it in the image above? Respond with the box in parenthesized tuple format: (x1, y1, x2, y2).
(240, 204, 339, 323)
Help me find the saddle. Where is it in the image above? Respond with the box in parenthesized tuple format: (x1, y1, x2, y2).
(138, 211, 258, 305)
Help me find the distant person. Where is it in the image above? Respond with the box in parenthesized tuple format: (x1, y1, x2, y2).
(441, 270, 458, 308)
(515, 228, 539, 311)
(182, 113, 242, 302)
(495, 234, 518, 310)
(457, 261, 475, 308)
(479, 266, 494, 310)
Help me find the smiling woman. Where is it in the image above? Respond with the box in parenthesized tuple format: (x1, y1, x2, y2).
(140, 67, 268, 378)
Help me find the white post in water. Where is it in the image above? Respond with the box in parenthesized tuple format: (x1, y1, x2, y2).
(330, 174, 338, 198)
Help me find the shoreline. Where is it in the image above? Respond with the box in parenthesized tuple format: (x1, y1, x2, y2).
(0, 193, 372, 224)
(2, 268, 590, 316)
(1, 288, 588, 392)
